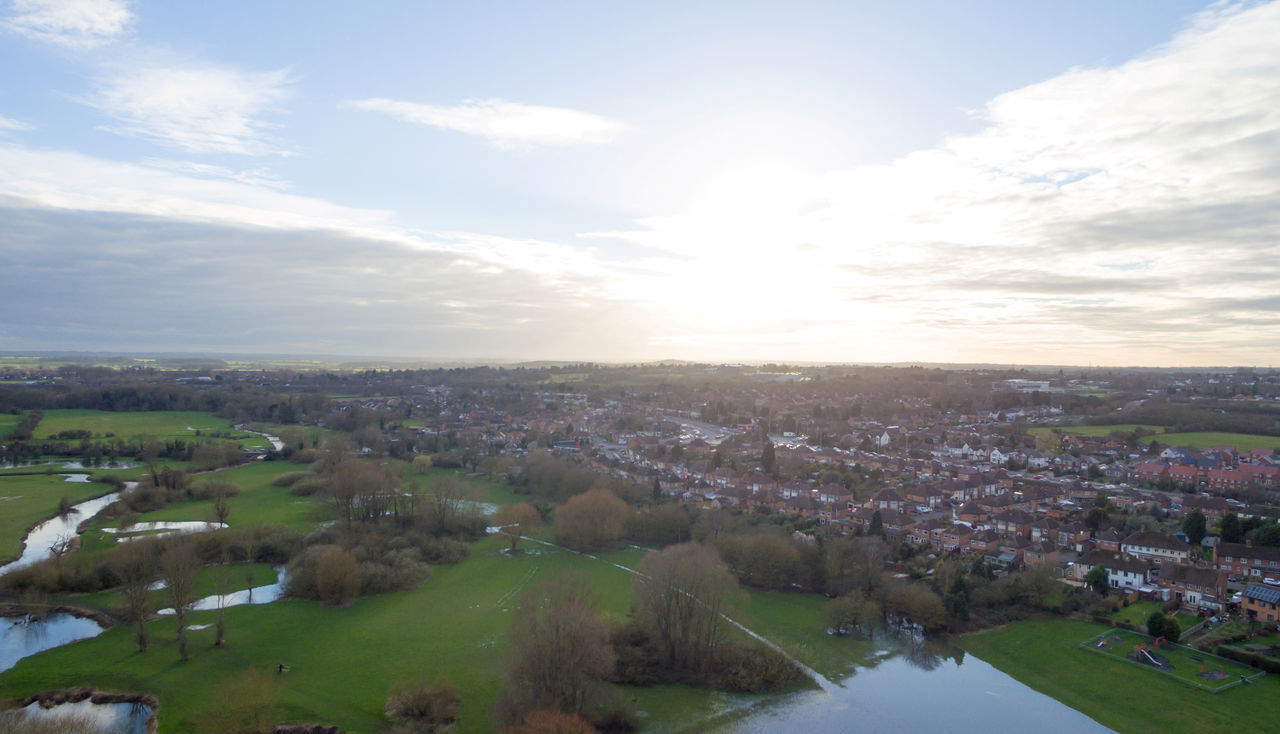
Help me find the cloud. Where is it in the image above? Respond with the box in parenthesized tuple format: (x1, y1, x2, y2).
(141, 158, 289, 189)
(347, 98, 626, 148)
(586, 1, 1280, 365)
(0, 114, 33, 133)
(4, 0, 132, 48)
(81, 60, 292, 155)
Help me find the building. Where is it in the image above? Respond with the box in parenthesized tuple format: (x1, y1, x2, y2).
(1156, 564, 1226, 611)
(1214, 542, 1280, 583)
(1241, 585, 1280, 629)
(1121, 531, 1190, 565)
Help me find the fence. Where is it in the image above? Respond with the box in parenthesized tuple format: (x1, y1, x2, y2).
(1080, 629, 1267, 693)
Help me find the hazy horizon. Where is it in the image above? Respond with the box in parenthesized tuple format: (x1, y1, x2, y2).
(3, 1, 1279, 367)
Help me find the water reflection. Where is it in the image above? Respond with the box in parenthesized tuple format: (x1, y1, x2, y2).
(0, 614, 105, 673)
(18, 698, 150, 734)
(719, 632, 1111, 734)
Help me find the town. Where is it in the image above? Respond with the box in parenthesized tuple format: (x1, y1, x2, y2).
(1, 360, 1277, 732)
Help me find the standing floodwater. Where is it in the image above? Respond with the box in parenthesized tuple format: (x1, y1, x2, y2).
(0, 480, 136, 576)
(0, 614, 106, 673)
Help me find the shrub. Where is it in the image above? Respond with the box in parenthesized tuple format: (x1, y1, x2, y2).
(385, 679, 460, 732)
(272, 471, 313, 487)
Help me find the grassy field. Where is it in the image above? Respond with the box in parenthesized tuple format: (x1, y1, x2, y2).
(960, 617, 1280, 733)
(1155, 432, 1280, 452)
(0, 413, 21, 438)
(34, 410, 269, 450)
(0, 536, 744, 733)
(69, 563, 280, 614)
(1080, 627, 1260, 692)
(0, 473, 117, 561)
(90, 462, 334, 541)
(1029, 424, 1163, 437)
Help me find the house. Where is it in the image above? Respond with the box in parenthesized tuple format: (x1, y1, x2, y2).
(1121, 531, 1191, 565)
(1075, 550, 1149, 591)
(869, 489, 905, 513)
(1241, 585, 1280, 629)
(1024, 541, 1061, 567)
(1214, 542, 1280, 583)
(1095, 528, 1126, 553)
(1157, 564, 1226, 610)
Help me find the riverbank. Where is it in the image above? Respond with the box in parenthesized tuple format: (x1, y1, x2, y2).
(958, 616, 1280, 733)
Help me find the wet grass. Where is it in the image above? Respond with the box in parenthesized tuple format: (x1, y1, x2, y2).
(33, 410, 269, 450)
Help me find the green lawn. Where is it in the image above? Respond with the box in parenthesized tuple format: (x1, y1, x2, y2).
(1155, 432, 1280, 452)
(0, 473, 117, 562)
(34, 410, 269, 450)
(68, 563, 280, 614)
(960, 617, 1280, 734)
(1110, 600, 1200, 633)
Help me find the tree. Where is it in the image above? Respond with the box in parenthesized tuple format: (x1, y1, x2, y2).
(495, 573, 614, 725)
(161, 536, 201, 662)
(1248, 522, 1280, 547)
(211, 485, 232, 527)
(316, 547, 361, 606)
(139, 438, 163, 486)
(554, 489, 629, 552)
(884, 583, 946, 630)
(213, 550, 232, 647)
(1219, 512, 1243, 543)
(1085, 565, 1110, 596)
(1181, 509, 1207, 546)
(112, 538, 160, 653)
(1084, 506, 1108, 532)
(1020, 563, 1059, 609)
(632, 542, 738, 671)
(493, 502, 542, 553)
(1146, 611, 1181, 641)
(761, 440, 776, 475)
(868, 510, 884, 538)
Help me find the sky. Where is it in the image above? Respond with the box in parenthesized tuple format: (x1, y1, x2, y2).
(2, 0, 1279, 366)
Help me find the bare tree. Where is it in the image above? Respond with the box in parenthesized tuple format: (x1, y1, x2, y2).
(553, 489, 629, 552)
(316, 547, 361, 606)
(112, 538, 160, 653)
(495, 572, 614, 725)
(492, 502, 542, 553)
(213, 549, 232, 647)
(633, 542, 739, 671)
(161, 536, 201, 661)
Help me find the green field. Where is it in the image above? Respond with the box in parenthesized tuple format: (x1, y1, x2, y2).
(1029, 424, 1164, 437)
(960, 617, 1279, 733)
(0, 537, 749, 733)
(1080, 627, 1260, 692)
(88, 462, 333, 544)
(33, 410, 269, 450)
(0, 473, 116, 561)
(0, 413, 21, 437)
(1155, 432, 1280, 452)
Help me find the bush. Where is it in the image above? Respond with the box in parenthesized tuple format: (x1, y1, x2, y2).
(708, 643, 804, 693)
(272, 471, 313, 487)
(289, 475, 331, 497)
(385, 679, 460, 732)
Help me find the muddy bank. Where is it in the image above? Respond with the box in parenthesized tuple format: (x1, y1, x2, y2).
(11, 688, 158, 734)
(0, 603, 115, 628)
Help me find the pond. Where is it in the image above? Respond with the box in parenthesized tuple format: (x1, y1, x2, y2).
(714, 636, 1112, 734)
(14, 697, 151, 734)
(0, 614, 105, 673)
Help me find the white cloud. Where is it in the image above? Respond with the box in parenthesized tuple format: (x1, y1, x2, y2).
(585, 1, 1280, 365)
(82, 61, 292, 155)
(141, 158, 289, 189)
(4, 0, 133, 48)
(0, 114, 34, 133)
(347, 97, 626, 148)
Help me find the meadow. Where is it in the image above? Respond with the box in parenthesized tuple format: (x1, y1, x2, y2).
(34, 410, 270, 450)
(0, 413, 21, 438)
(1156, 431, 1280, 452)
(1028, 424, 1163, 437)
(960, 617, 1279, 733)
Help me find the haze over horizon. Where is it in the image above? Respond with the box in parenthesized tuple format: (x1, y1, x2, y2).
(3, 1, 1279, 367)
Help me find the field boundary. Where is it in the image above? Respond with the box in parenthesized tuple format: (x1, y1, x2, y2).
(1080, 629, 1266, 693)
